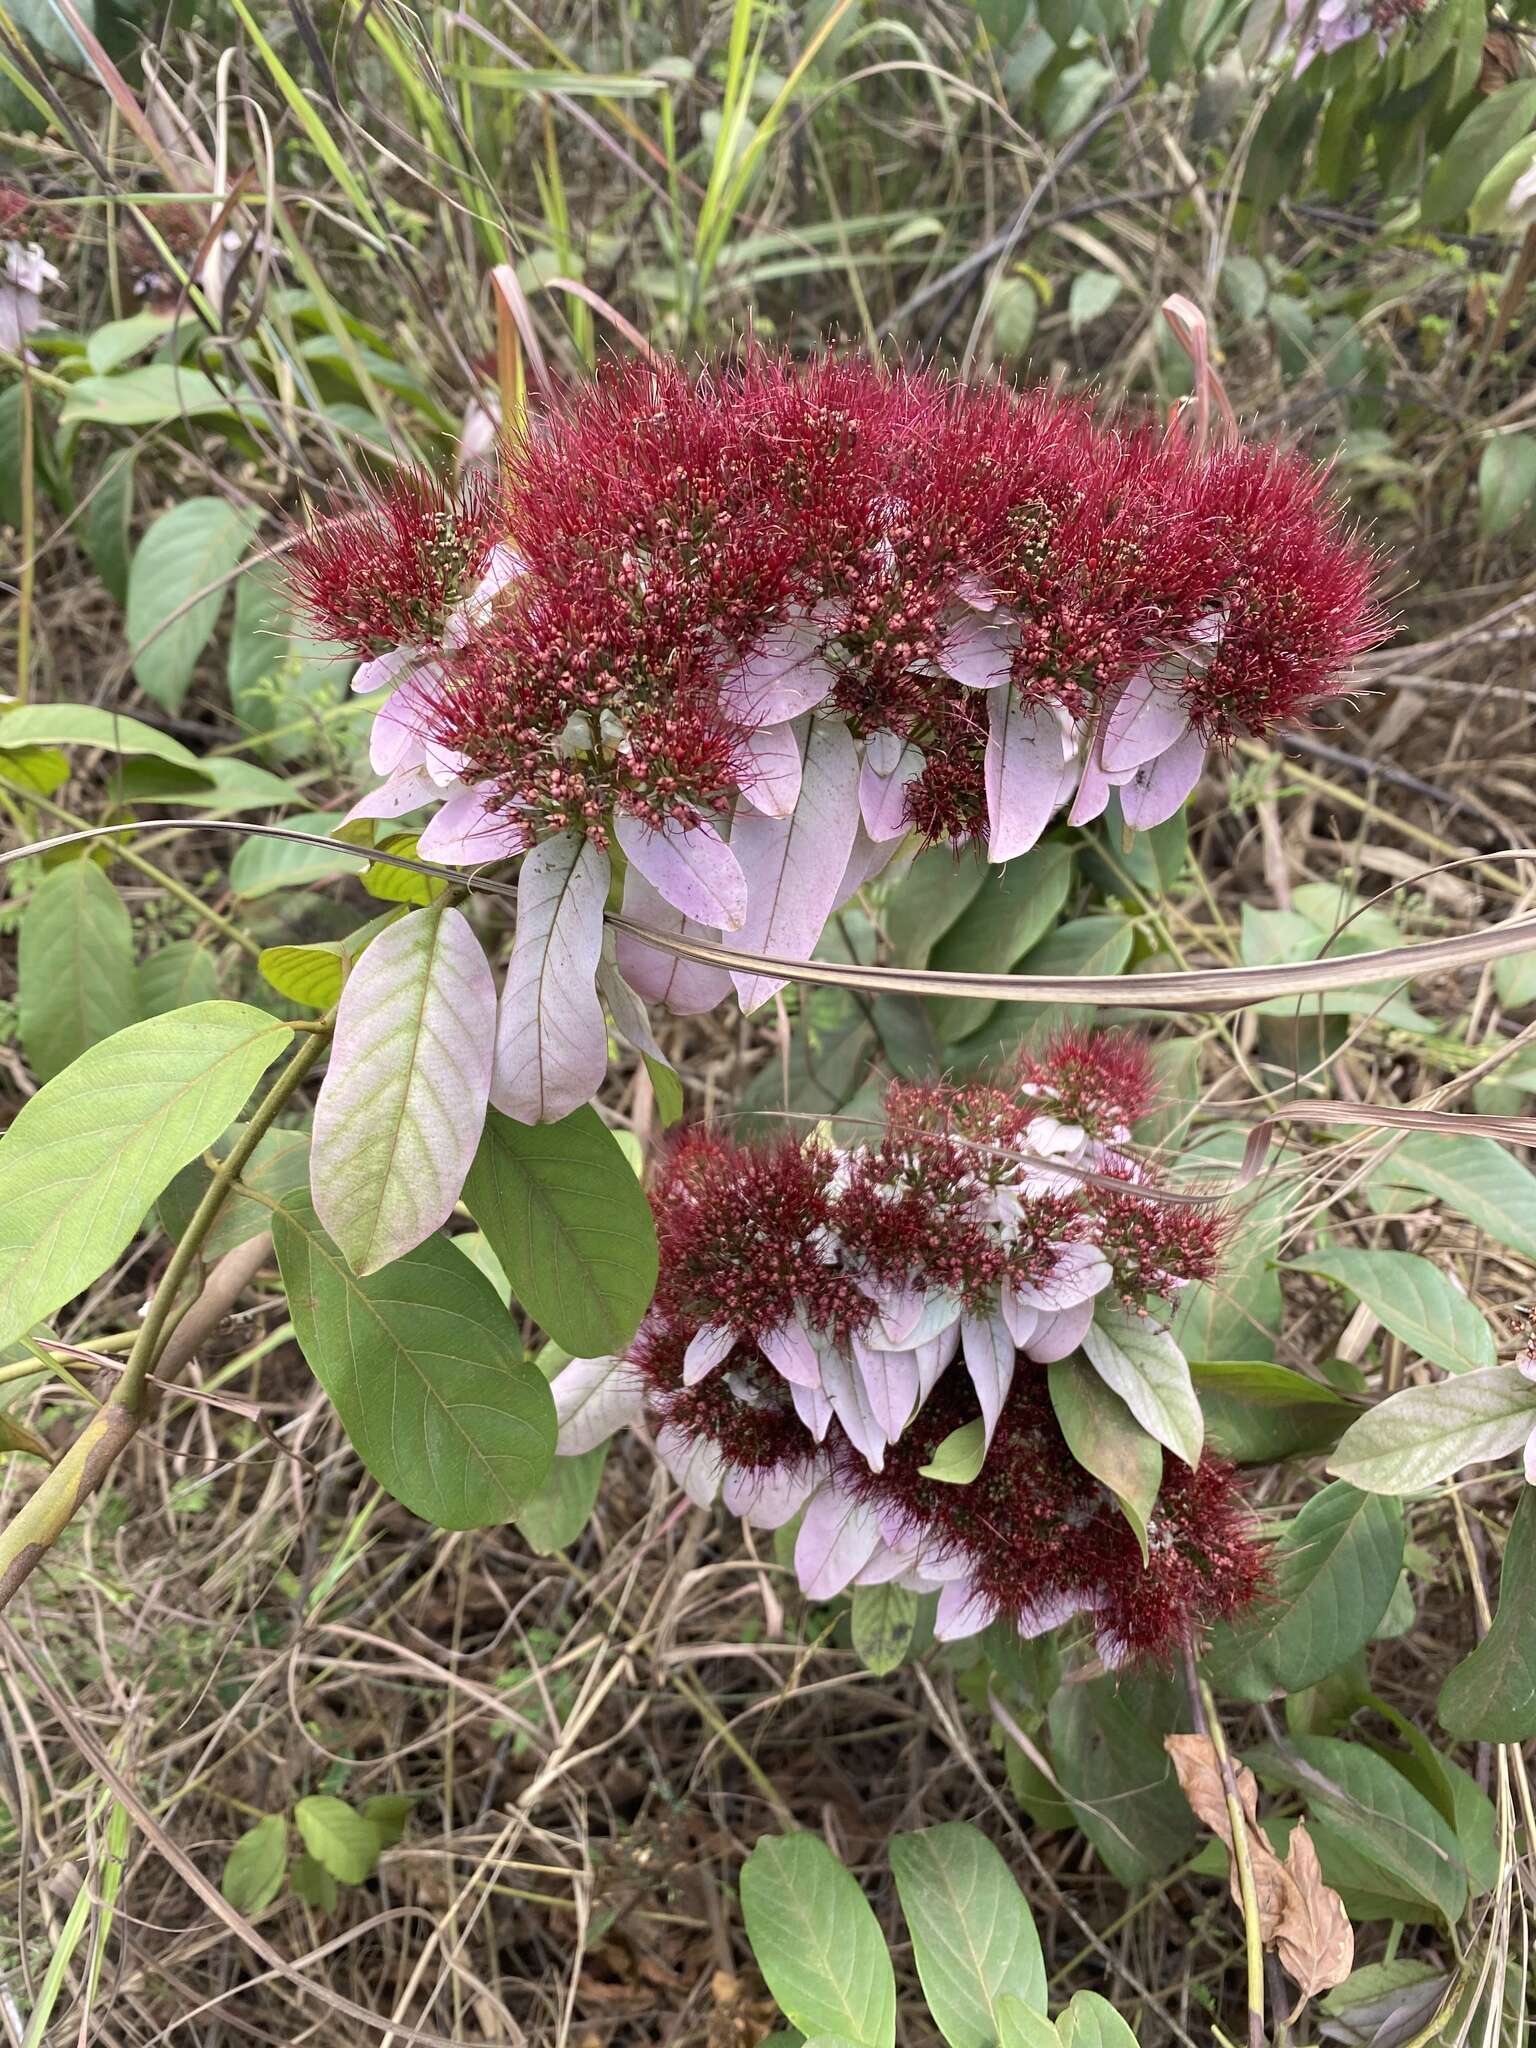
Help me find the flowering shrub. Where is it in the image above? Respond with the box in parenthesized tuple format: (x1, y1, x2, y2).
(548, 1031, 1265, 1667)
(292, 355, 1383, 1132)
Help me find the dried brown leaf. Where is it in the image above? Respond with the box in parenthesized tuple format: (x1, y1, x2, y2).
(1164, 1735, 1353, 2010)
(1275, 1822, 1354, 2007)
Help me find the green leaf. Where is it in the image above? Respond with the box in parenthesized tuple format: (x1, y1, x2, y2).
(462, 1107, 659, 1357)
(362, 1793, 413, 1848)
(1494, 945, 1536, 1009)
(1055, 1993, 1138, 2048)
(1288, 1250, 1495, 1376)
(126, 497, 261, 712)
(158, 1124, 310, 1263)
(292, 1795, 380, 1886)
(271, 1196, 556, 1530)
(1370, 1134, 1536, 1261)
(0, 1003, 291, 1350)
(928, 845, 1072, 1040)
(1205, 1482, 1404, 1700)
(1438, 1486, 1536, 1741)
(289, 1852, 338, 1913)
(59, 365, 257, 429)
(228, 814, 368, 898)
(81, 448, 136, 606)
(1068, 270, 1122, 333)
(889, 1823, 1046, 2046)
(516, 1442, 608, 1554)
(1247, 1735, 1468, 1927)
(1421, 80, 1536, 226)
(85, 310, 178, 375)
(0, 702, 211, 777)
(1050, 1675, 1195, 1885)
(221, 1813, 288, 1915)
(1175, 1135, 1287, 1363)
(885, 847, 988, 965)
(919, 1418, 987, 1484)
(1477, 434, 1536, 540)
(998, 1998, 1060, 2048)
(739, 1834, 896, 2048)
(137, 940, 221, 1018)
(1192, 1361, 1357, 1462)
(1469, 132, 1536, 233)
(228, 558, 352, 760)
(991, 277, 1040, 360)
(1047, 1355, 1161, 1562)
(851, 1581, 919, 1676)
(0, 1411, 51, 1460)
(1329, 1366, 1536, 1494)
(18, 858, 140, 1083)
(1080, 1300, 1202, 1468)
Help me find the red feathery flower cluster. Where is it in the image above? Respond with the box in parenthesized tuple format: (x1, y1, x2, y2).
(289, 357, 1384, 1011)
(551, 1031, 1262, 1666)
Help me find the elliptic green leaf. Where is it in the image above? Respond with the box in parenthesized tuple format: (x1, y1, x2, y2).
(292, 1796, 380, 1886)
(221, 1813, 289, 1915)
(1289, 1250, 1494, 1376)
(227, 814, 367, 898)
(18, 858, 140, 1083)
(126, 496, 261, 711)
(271, 1195, 556, 1529)
(890, 1823, 1047, 2046)
(1193, 1360, 1356, 1463)
(739, 1833, 896, 2048)
(1081, 1299, 1202, 1468)
(851, 1581, 919, 1676)
(1048, 1355, 1161, 1562)
(928, 844, 1073, 1039)
(919, 1418, 987, 1484)
(1056, 1993, 1139, 2048)
(1329, 1367, 1536, 1494)
(1438, 1487, 1536, 1742)
(1370, 1134, 1536, 1263)
(462, 1106, 659, 1356)
(1205, 1482, 1404, 1700)
(1247, 1735, 1467, 1927)
(0, 702, 211, 776)
(138, 939, 220, 1017)
(0, 1002, 291, 1349)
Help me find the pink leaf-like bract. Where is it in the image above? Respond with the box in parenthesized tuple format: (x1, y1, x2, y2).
(851, 1333, 922, 1441)
(960, 1308, 1017, 1447)
(416, 784, 526, 864)
(655, 1423, 725, 1507)
(311, 904, 496, 1273)
(552, 1354, 646, 1454)
(1013, 1240, 1113, 1311)
(758, 1316, 821, 1388)
(341, 765, 438, 826)
(984, 690, 1067, 861)
(615, 810, 747, 931)
(859, 732, 924, 841)
(738, 717, 805, 818)
(1098, 669, 1191, 774)
(613, 867, 734, 1017)
(722, 1459, 819, 1529)
(719, 618, 837, 725)
(1118, 724, 1207, 829)
(491, 828, 610, 1123)
(795, 1483, 883, 1598)
(939, 609, 1020, 690)
(1022, 1295, 1097, 1362)
(731, 716, 859, 1013)
(684, 1323, 737, 1385)
(934, 1578, 999, 1642)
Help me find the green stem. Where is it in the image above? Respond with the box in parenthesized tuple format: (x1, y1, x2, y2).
(114, 1023, 331, 1415)
(1199, 1676, 1267, 2048)
(0, 1021, 331, 1610)
(2, 779, 264, 959)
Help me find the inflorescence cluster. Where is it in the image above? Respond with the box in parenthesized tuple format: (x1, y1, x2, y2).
(292, 354, 1383, 1030)
(550, 1031, 1265, 1667)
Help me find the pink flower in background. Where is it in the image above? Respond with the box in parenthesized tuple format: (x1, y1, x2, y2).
(1283, 0, 1427, 72)
(0, 188, 60, 359)
(546, 1034, 1263, 1665)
